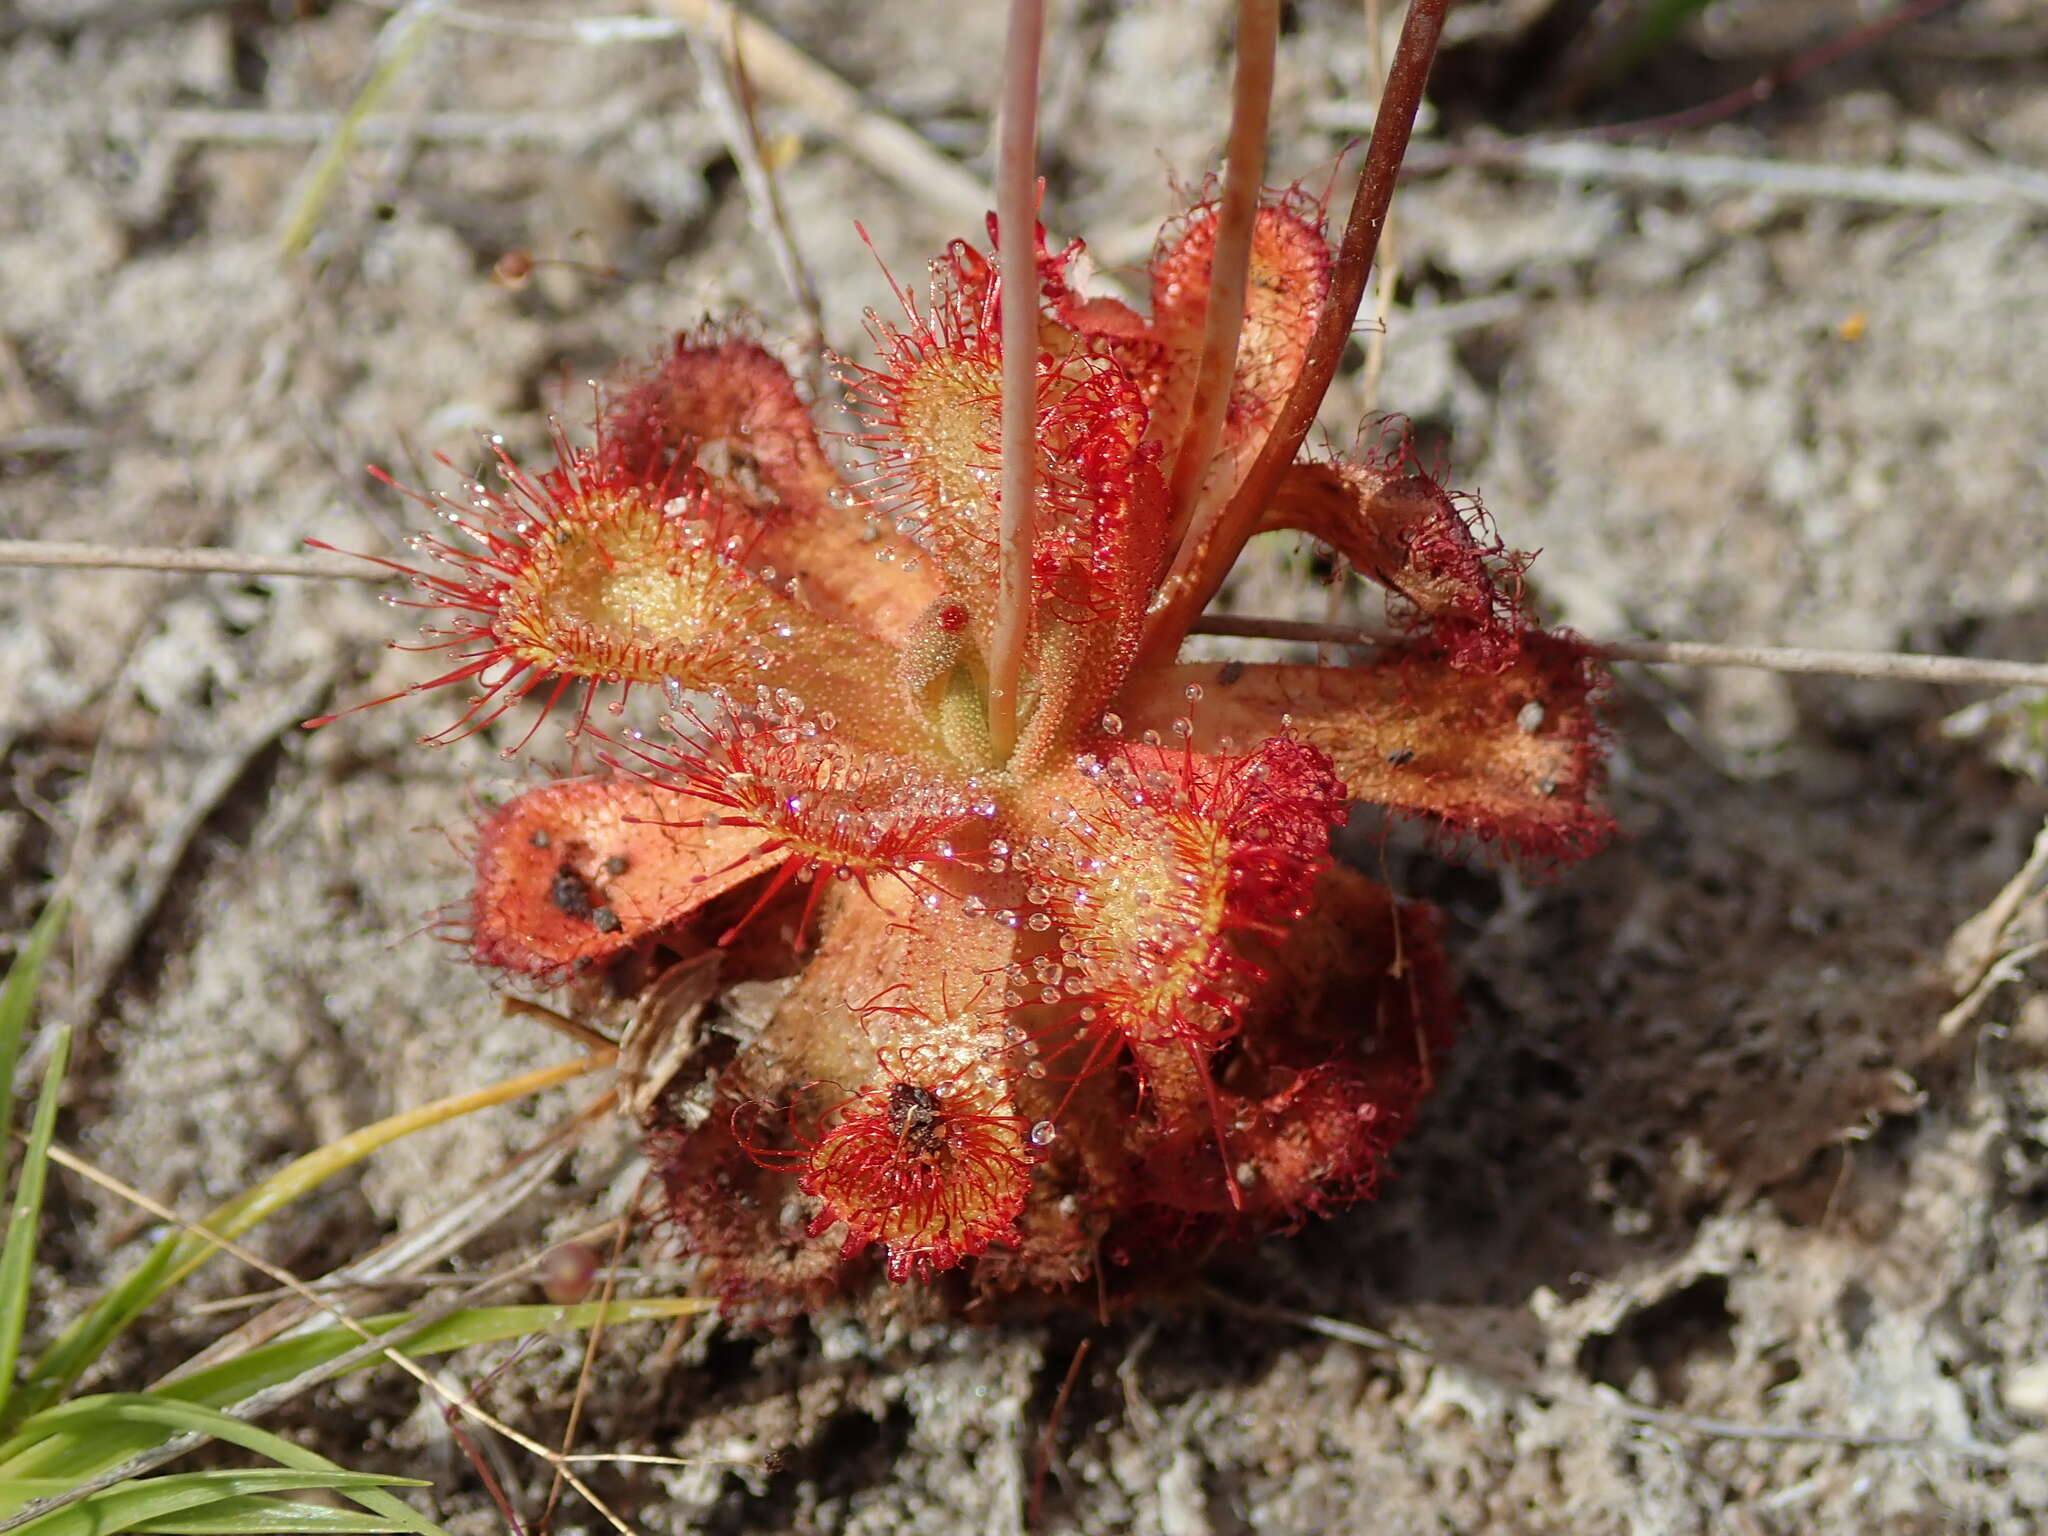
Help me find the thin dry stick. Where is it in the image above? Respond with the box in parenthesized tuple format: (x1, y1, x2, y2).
(166, 1088, 622, 1379)
(1165, 0, 1280, 540)
(1938, 818, 2048, 1039)
(1598, 637, 2048, 687)
(1193, 613, 2048, 688)
(1940, 938, 2048, 1042)
(987, 0, 1046, 762)
(0, 540, 376, 580)
(543, 1173, 647, 1533)
(7, 540, 2045, 690)
(1141, 0, 1452, 667)
(656, 0, 991, 229)
(1028, 1335, 1093, 1526)
(684, 16, 828, 398)
(1390, 137, 2048, 210)
(16, 1132, 649, 1536)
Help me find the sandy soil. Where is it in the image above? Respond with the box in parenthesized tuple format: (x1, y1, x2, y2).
(5, 0, 2048, 1531)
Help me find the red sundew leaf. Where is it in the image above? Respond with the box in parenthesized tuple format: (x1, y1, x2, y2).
(605, 708, 995, 891)
(846, 248, 1171, 668)
(1020, 736, 1347, 1058)
(1011, 361, 1172, 769)
(950, 217, 1166, 393)
(1142, 189, 1331, 488)
(1113, 632, 1614, 866)
(789, 898, 1037, 1283)
(309, 443, 797, 752)
(656, 885, 1041, 1289)
(602, 331, 937, 642)
(310, 438, 922, 756)
(1128, 864, 1455, 1226)
(801, 1069, 1036, 1283)
(645, 1099, 845, 1317)
(1263, 447, 1527, 673)
(1031, 360, 1163, 629)
(841, 268, 1005, 602)
(470, 779, 786, 977)
(946, 218, 1081, 322)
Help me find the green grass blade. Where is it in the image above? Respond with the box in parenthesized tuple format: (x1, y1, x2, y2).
(0, 1399, 443, 1536)
(161, 1297, 710, 1410)
(1, 1470, 416, 1504)
(2, 1243, 177, 1439)
(9, 1055, 597, 1432)
(127, 1495, 426, 1534)
(0, 901, 69, 1196)
(275, 0, 445, 256)
(0, 1299, 706, 1479)
(3, 1471, 422, 1536)
(2, 1302, 704, 1482)
(0, 1029, 71, 1426)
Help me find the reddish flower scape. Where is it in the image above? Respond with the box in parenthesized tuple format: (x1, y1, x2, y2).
(314, 188, 1612, 1315)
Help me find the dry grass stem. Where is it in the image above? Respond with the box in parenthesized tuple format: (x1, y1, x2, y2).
(656, 0, 991, 228)
(544, 1174, 647, 1531)
(7, 540, 2043, 689)
(1194, 614, 2048, 689)
(0, 541, 377, 580)
(174, 1089, 623, 1377)
(683, 18, 828, 397)
(1388, 138, 2048, 210)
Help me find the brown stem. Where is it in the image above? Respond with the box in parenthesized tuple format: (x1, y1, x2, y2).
(1138, 0, 1453, 668)
(987, 0, 1046, 762)
(1163, 0, 1280, 545)
(0, 540, 377, 580)
(1191, 613, 2048, 688)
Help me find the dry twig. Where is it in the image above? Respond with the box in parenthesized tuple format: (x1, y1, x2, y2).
(8, 543, 2046, 691)
(1387, 137, 2048, 212)
(683, 18, 828, 396)
(0, 541, 375, 581)
(655, 0, 991, 228)
(1192, 614, 2048, 690)
(1939, 819, 2048, 1040)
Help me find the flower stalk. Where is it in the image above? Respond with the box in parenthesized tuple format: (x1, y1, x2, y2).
(988, 0, 1047, 762)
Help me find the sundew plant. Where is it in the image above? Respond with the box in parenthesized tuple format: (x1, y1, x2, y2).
(313, 0, 1610, 1314)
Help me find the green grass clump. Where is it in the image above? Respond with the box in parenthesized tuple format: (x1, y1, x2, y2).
(0, 901, 705, 1535)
